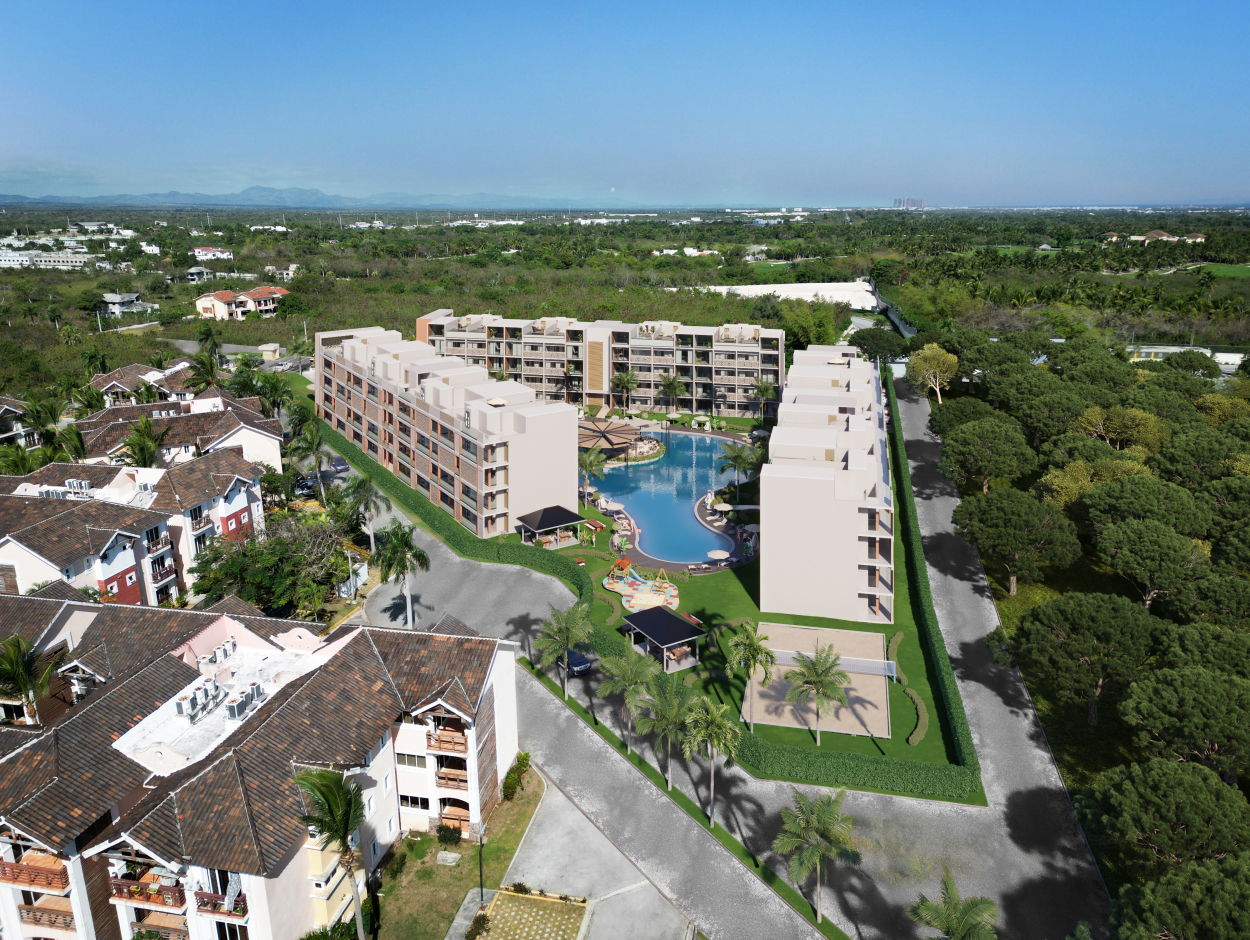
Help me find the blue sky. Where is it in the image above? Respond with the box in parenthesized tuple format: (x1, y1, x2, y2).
(3, 0, 1246, 206)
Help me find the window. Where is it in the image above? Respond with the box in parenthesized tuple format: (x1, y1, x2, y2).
(400, 795, 430, 810)
(145, 526, 161, 543)
(461, 439, 478, 461)
(125, 572, 137, 586)
(388, 817, 396, 835)
(416, 475, 429, 492)
(370, 839, 379, 861)
(337, 418, 346, 431)
(227, 518, 237, 531)
(383, 773, 391, 793)
(240, 512, 248, 524)
(366, 796, 375, 818)
(397, 753, 426, 768)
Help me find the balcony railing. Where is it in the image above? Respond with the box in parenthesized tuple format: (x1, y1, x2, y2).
(145, 533, 172, 552)
(19, 905, 74, 929)
(130, 921, 189, 940)
(110, 878, 187, 909)
(190, 515, 213, 533)
(436, 770, 469, 791)
(194, 891, 248, 919)
(151, 566, 177, 585)
(427, 730, 468, 753)
(0, 858, 69, 890)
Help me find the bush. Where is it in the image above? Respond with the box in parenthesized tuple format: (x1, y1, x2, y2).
(887, 631, 908, 685)
(906, 688, 929, 746)
(503, 751, 533, 800)
(465, 913, 490, 940)
(385, 849, 407, 879)
(436, 824, 462, 846)
(509, 881, 531, 895)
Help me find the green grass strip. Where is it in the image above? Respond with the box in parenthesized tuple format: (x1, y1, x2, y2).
(519, 658, 851, 940)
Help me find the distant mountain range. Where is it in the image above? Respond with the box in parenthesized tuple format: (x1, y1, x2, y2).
(0, 186, 732, 210)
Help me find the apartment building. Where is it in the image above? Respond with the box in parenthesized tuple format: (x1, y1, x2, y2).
(0, 450, 267, 597)
(414, 310, 785, 418)
(315, 327, 577, 538)
(0, 592, 517, 940)
(758, 345, 895, 624)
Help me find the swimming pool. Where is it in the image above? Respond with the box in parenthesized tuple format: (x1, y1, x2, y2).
(596, 431, 736, 563)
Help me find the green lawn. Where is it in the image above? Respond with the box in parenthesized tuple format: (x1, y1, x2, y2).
(1203, 263, 1250, 278)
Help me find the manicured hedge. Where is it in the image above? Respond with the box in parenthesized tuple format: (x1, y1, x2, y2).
(906, 688, 929, 747)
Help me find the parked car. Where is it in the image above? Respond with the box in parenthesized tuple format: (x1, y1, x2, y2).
(330, 457, 350, 473)
(557, 648, 592, 677)
(293, 476, 317, 498)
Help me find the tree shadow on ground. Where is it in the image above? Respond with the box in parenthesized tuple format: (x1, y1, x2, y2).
(504, 612, 544, 661)
(953, 638, 1032, 715)
(1002, 786, 1089, 862)
(920, 531, 994, 600)
(998, 864, 1111, 940)
(830, 866, 924, 940)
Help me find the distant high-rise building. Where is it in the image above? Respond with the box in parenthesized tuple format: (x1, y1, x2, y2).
(893, 197, 926, 210)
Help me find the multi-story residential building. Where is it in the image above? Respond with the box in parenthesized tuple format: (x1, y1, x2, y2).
(0, 450, 267, 597)
(89, 361, 198, 406)
(193, 286, 289, 320)
(0, 495, 182, 605)
(315, 327, 577, 538)
(414, 310, 785, 418)
(0, 396, 31, 449)
(0, 592, 517, 940)
(759, 345, 894, 624)
(101, 293, 160, 318)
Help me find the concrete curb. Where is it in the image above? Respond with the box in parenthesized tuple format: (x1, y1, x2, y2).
(441, 888, 496, 940)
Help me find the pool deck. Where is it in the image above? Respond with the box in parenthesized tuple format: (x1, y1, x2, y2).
(613, 505, 753, 574)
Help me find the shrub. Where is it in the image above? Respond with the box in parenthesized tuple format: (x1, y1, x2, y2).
(887, 631, 908, 685)
(385, 849, 408, 879)
(436, 824, 462, 846)
(509, 881, 531, 895)
(464, 913, 490, 940)
(906, 688, 929, 746)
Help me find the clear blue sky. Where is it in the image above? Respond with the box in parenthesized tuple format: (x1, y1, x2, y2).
(3, 0, 1246, 206)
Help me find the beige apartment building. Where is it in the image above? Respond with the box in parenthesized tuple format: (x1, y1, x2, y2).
(315, 328, 577, 538)
(759, 345, 895, 624)
(414, 310, 785, 418)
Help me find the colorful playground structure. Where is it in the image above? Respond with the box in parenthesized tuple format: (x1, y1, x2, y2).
(602, 559, 680, 613)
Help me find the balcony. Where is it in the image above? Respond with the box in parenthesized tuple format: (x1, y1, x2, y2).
(0, 854, 69, 891)
(19, 897, 75, 930)
(190, 515, 213, 533)
(130, 915, 189, 940)
(145, 533, 172, 553)
(427, 730, 468, 753)
(111, 877, 187, 909)
(436, 769, 469, 791)
(194, 891, 248, 919)
(151, 565, 177, 585)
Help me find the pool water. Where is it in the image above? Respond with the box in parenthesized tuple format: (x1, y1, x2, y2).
(596, 431, 736, 563)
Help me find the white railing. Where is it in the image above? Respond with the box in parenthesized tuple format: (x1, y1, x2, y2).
(772, 651, 897, 681)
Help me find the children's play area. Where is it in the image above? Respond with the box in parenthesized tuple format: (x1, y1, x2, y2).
(601, 559, 680, 613)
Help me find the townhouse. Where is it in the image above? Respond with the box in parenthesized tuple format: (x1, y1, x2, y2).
(0, 396, 31, 449)
(758, 345, 895, 624)
(101, 293, 160, 318)
(0, 496, 181, 605)
(0, 592, 517, 940)
(0, 450, 267, 597)
(90, 362, 197, 406)
(414, 310, 786, 418)
(193, 287, 289, 321)
(191, 247, 234, 261)
(315, 327, 577, 538)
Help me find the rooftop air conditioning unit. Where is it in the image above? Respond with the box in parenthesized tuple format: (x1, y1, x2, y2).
(214, 644, 227, 663)
(194, 685, 209, 707)
(225, 698, 246, 720)
(175, 695, 198, 716)
(224, 638, 236, 656)
(248, 681, 264, 702)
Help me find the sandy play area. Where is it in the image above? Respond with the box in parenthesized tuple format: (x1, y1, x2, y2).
(740, 623, 892, 739)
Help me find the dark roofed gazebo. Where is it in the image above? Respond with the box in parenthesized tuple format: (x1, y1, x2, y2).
(623, 607, 707, 673)
(516, 505, 586, 549)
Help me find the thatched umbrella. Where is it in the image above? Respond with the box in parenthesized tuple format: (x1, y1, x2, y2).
(578, 418, 642, 452)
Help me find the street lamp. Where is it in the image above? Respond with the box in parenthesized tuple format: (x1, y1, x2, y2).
(478, 824, 487, 908)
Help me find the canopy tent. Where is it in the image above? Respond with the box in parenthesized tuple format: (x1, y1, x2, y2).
(516, 505, 587, 546)
(578, 418, 642, 452)
(623, 607, 708, 674)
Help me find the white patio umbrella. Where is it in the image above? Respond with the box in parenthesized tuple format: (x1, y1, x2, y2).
(744, 523, 761, 532)
(605, 501, 624, 511)
(714, 502, 733, 512)
(667, 412, 682, 420)
(707, 549, 731, 560)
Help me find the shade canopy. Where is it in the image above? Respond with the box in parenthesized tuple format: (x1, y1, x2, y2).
(624, 607, 707, 649)
(707, 549, 730, 560)
(604, 501, 624, 511)
(667, 412, 682, 419)
(744, 523, 761, 532)
(714, 502, 733, 511)
(516, 505, 586, 533)
(578, 418, 642, 451)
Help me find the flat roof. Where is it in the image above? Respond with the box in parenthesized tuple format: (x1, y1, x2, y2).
(624, 607, 706, 648)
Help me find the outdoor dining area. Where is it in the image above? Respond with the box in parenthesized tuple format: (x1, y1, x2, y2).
(622, 607, 708, 674)
(517, 505, 587, 549)
(578, 417, 650, 460)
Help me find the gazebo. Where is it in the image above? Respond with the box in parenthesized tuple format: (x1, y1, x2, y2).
(623, 607, 707, 673)
(517, 505, 587, 548)
(578, 418, 642, 456)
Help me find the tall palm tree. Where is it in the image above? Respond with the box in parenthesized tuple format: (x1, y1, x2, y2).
(22, 398, 63, 447)
(906, 864, 999, 940)
(135, 382, 162, 404)
(290, 422, 328, 504)
(577, 446, 607, 506)
(749, 378, 776, 419)
(186, 351, 223, 394)
(73, 385, 106, 418)
(258, 371, 293, 425)
(657, 374, 687, 411)
(293, 579, 329, 623)
(717, 441, 760, 502)
(56, 424, 87, 462)
(636, 679, 696, 790)
(0, 635, 63, 725)
(0, 443, 39, 475)
(147, 351, 169, 368)
(534, 602, 594, 701)
(374, 519, 431, 630)
(728, 623, 777, 734)
(343, 475, 391, 554)
(681, 697, 741, 828)
(295, 769, 369, 940)
(195, 322, 224, 364)
(772, 787, 860, 925)
(782, 642, 851, 747)
(82, 348, 109, 376)
(119, 416, 171, 468)
(595, 645, 661, 753)
(611, 369, 640, 412)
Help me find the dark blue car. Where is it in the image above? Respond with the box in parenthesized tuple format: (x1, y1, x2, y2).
(558, 648, 592, 677)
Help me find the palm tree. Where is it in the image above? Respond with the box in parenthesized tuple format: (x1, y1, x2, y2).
(60, 324, 82, 347)
(0, 635, 63, 725)
(147, 351, 169, 368)
(782, 642, 850, 747)
(343, 475, 391, 554)
(135, 382, 162, 404)
(229, 355, 263, 398)
(258, 371, 293, 425)
(906, 864, 999, 940)
(749, 378, 776, 418)
(611, 369, 640, 412)
(119, 415, 170, 468)
(657, 374, 687, 411)
(287, 399, 316, 439)
(195, 322, 224, 363)
(681, 697, 741, 828)
(295, 769, 369, 940)
(717, 441, 760, 502)
(290, 422, 328, 504)
(293, 579, 329, 623)
(0, 444, 39, 475)
(636, 679, 696, 790)
(772, 787, 860, 925)
(186, 351, 222, 394)
(595, 645, 661, 753)
(22, 398, 63, 447)
(82, 348, 109, 376)
(577, 446, 607, 506)
(56, 424, 87, 462)
(728, 623, 777, 734)
(374, 519, 431, 629)
(534, 602, 594, 701)
(73, 385, 106, 418)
